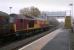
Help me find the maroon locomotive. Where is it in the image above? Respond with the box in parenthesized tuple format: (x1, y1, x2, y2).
(0, 11, 49, 38)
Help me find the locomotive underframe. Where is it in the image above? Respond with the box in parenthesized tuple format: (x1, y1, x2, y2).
(0, 26, 49, 39)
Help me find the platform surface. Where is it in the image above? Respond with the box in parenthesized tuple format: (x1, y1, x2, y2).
(41, 29, 70, 50)
(19, 28, 70, 50)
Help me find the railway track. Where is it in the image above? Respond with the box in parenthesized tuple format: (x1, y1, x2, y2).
(0, 26, 59, 50)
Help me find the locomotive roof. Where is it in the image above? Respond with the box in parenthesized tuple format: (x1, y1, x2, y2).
(10, 14, 46, 21)
(0, 11, 10, 18)
(27, 16, 46, 21)
(10, 14, 36, 20)
(23, 16, 46, 21)
(17, 15, 35, 20)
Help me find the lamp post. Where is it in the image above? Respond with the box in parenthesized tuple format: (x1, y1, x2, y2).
(69, 3, 73, 31)
(69, 3, 73, 17)
(69, 3, 73, 24)
(9, 7, 12, 14)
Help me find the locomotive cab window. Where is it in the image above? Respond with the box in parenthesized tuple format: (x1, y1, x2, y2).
(29, 20, 34, 28)
(20, 19, 23, 23)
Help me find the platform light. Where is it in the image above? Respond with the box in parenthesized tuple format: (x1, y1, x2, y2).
(9, 7, 12, 14)
(69, 3, 73, 17)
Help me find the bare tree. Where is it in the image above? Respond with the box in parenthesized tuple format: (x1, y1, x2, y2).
(20, 8, 31, 16)
(30, 7, 41, 17)
(48, 17, 59, 26)
(20, 7, 41, 17)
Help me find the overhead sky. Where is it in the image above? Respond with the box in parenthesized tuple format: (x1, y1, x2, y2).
(0, 0, 73, 14)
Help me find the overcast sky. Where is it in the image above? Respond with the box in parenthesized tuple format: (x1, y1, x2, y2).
(0, 0, 73, 14)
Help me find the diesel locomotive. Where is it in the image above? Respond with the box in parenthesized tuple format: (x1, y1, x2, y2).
(0, 11, 49, 38)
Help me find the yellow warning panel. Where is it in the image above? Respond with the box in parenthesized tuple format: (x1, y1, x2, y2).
(64, 16, 72, 29)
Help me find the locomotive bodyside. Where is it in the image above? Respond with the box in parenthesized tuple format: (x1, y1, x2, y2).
(10, 14, 49, 36)
(15, 15, 29, 32)
(34, 18, 49, 30)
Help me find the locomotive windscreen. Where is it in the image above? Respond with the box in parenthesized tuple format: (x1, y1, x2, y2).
(28, 20, 34, 28)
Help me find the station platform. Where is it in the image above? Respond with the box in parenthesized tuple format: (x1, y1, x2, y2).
(19, 28, 70, 50)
